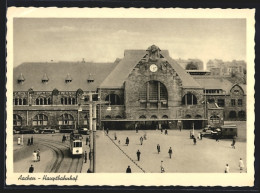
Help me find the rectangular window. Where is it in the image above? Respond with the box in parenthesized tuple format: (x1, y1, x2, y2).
(238, 99, 243, 106)
(217, 99, 225, 107)
(231, 99, 236, 106)
(150, 102, 158, 109)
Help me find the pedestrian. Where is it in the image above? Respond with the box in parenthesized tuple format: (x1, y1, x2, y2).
(136, 150, 141, 161)
(32, 151, 37, 162)
(86, 136, 89, 145)
(165, 129, 168, 135)
(31, 136, 34, 145)
(144, 133, 147, 140)
(29, 165, 34, 173)
(140, 136, 143, 145)
(36, 149, 40, 161)
(157, 144, 160, 154)
(62, 134, 66, 143)
(106, 128, 109, 134)
(179, 125, 182, 132)
(161, 128, 163, 134)
(27, 138, 31, 146)
(89, 151, 91, 160)
(126, 137, 129, 146)
(200, 133, 203, 140)
(84, 151, 87, 163)
(135, 126, 138, 133)
(239, 158, 244, 172)
(126, 166, 131, 173)
(193, 137, 197, 145)
(114, 133, 117, 140)
(168, 147, 172, 158)
(225, 164, 230, 173)
(215, 134, 220, 142)
(231, 138, 236, 149)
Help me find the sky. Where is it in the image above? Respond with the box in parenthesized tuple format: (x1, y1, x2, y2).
(13, 18, 246, 68)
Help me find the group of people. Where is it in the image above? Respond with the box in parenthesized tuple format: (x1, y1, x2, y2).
(27, 136, 34, 146)
(225, 158, 244, 173)
(160, 128, 168, 135)
(32, 149, 40, 162)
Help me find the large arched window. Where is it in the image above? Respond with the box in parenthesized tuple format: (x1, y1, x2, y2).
(105, 94, 121, 105)
(33, 114, 48, 126)
(58, 113, 74, 125)
(210, 115, 220, 124)
(182, 93, 197, 105)
(238, 111, 246, 119)
(139, 115, 146, 119)
(139, 81, 168, 108)
(13, 114, 22, 126)
(229, 111, 237, 118)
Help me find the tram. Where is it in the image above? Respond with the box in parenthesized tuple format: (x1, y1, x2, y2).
(69, 131, 83, 156)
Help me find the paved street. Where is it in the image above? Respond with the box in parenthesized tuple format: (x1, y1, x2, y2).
(13, 121, 246, 173)
(95, 121, 246, 173)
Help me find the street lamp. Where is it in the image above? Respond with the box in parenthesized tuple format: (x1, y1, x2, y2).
(79, 92, 108, 173)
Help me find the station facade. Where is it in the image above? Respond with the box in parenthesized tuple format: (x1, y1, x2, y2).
(13, 45, 246, 131)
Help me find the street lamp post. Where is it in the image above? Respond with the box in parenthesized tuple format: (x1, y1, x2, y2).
(79, 92, 108, 173)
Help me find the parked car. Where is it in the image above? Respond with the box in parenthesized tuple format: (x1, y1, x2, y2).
(78, 128, 90, 135)
(219, 125, 238, 138)
(19, 129, 35, 134)
(39, 128, 56, 134)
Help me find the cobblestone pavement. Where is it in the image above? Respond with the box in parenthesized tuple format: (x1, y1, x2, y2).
(95, 121, 246, 173)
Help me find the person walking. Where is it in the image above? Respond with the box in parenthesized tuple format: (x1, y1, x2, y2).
(84, 151, 87, 163)
(114, 133, 117, 140)
(126, 166, 132, 173)
(62, 134, 66, 143)
(31, 136, 34, 145)
(106, 128, 109, 134)
(143, 133, 147, 140)
(126, 137, 129, 146)
(29, 165, 34, 173)
(231, 138, 236, 149)
(136, 150, 141, 161)
(36, 149, 40, 161)
(193, 137, 197, 145)
(168, 147, 172, 159)
(140, 136, 143, 145)
(165, 129, 168, 135)
(200, 133, 203, 140)
(239, 158, 244, 172)
(157, 144, 160, 154)
(27, 138, 31, 146)
(135, 126, 138, 133)
(32, 151, 37, 162)
(86, 136, 89, 145)
(161, 128, 163, 134)
(225, 164, 230, 173)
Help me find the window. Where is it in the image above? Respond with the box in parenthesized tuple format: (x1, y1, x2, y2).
(13, 114, 22, 126)
(83, 115, 88, 125)
(61, 97, 76, 105)
(14, 98, 27, 106)
(139, 115, 146, 119)
(58, 114, 74, 125)
(210, 115, 220, 124)
(231, 99, 236, 106)
(151, 115, 157, 119)
(33, 114, 48, 126)
(74, 142, 82, 147)
(238, 111, 246, 119)
(229, 111, 237, 118)
(36, 97, 51, 105)
(105, 94, 121, 105)
(182, 93, 197, 105)
(238, 99, 243, 106)
(139, 81, 168, 109)
(217, 99, 225, 107)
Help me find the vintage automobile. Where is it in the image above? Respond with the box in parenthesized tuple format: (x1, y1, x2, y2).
(78, 128, 90, 135)
(219, 125, 238, 138)
(38, 128, 56, 134)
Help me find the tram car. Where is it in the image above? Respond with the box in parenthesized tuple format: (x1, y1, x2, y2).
(69, 131, 83, 156)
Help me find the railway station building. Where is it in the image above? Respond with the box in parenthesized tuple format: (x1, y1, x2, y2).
(13, 45, 246, 131)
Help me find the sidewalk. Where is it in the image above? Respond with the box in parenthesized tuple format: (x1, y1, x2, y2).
(81, 135, 91, 173)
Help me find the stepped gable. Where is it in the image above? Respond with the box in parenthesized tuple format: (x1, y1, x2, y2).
(13, 61, 117, 91)
(100, 48, 202, 89)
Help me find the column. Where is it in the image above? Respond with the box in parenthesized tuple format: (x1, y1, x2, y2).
(89, 93, 93, 172)
(93, 104, 97, 173)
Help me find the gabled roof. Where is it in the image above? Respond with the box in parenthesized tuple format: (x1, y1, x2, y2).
(14, 62, 117, 91)
(99, 49, 202, 89)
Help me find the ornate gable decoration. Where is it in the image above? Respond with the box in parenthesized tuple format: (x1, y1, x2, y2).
(146, 45, 161, 62)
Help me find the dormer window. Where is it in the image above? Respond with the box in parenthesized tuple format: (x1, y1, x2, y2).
(87, 73, 94, 83)
(65, 73, 72, 83)
(17, 73, 25, 84)
(42, 73, 49, 84)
